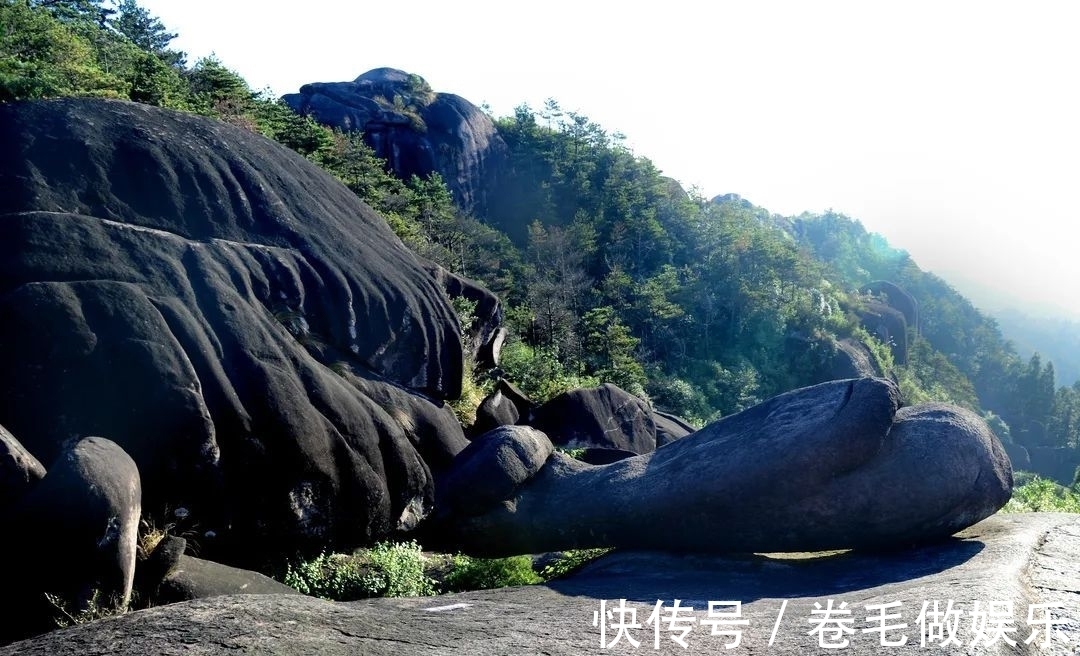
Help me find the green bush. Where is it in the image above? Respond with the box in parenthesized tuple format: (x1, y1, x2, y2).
(443, 555, 542, 591)
(282, 540, 436, 601)
(364, 540, 437, 597)
(1000, 475, 1080, 513)
(538, 548, 612, 580)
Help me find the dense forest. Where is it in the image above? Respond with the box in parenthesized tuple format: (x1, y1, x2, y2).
(3, 0, 1079, 454)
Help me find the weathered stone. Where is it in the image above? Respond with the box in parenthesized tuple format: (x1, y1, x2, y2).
(283, 68, 509, 219)
(865, 280, 919, 334)
(471, 388, 520, 437)
(653, 411, 694, 447)
(822, 336, 880, 381)
(528, 383, 657, 454)
(134, 535, 187, 603)
(476, 327, 507, 371)
(425, 263, 502, 368)
(857, 301, 909, 364)
(437, 426, 552, 519)
(4, 514, 1077, 655)
(155, 555, 300, 604)
(4, 437, 141, 641)
(0, 423, 44, 514)
(0, 98, 480, 560)
(447, 378, 1012, 556)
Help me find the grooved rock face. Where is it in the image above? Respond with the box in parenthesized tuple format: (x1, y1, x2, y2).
(0, 98, 472, 560)
(283, 68, 509, 218)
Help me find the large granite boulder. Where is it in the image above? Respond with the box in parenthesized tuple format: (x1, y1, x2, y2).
(437, 426, 552, 519)
(154, 554, 301, 604)
(446, 378, 1012, 556)
(653, 411, 694, 447)
(0, 423, 45, 513)
(283, 68, 509, 218)
(0, 98, 478, 561)
(4, 513, 1077, 655)
(4, 437, 141, 641)
(865, 280, 919, 334)
(527, 383, 658, 454)
(857, 301, 909, 364)
(819, 336, 881, 382)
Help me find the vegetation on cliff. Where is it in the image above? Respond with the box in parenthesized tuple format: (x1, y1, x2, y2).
(3, 0, 1078, 450)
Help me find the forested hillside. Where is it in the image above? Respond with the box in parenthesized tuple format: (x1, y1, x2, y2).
(3, 0, 1078, 453)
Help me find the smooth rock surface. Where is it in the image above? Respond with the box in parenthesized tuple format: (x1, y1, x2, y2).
(528, 383, 658, 454)
(155, 554, 301, 604)
(438, 426, 553, 518)
(0, 422, 44, 512)
(4, 437, 141, 641)
(3, 513, 1077, 655)
(449, 378, 1012, 556)
(0, 98, 478, 558)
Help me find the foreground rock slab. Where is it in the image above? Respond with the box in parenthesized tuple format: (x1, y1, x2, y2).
(4, 513, 1078, 655)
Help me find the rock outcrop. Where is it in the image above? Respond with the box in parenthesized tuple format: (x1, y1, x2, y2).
(857, 300, 909, 364)
(445, 378, 1012, 556)
(820, 336, 880, 381)
(865, 280, 919, 335)
(4, 437, 141, 641)
(0, 423, 45, 513)
(283, 68, 509, 218)
(0, 98, 480, 560)
(527, 383, 658, 454)
(4, 513, 1076, 655)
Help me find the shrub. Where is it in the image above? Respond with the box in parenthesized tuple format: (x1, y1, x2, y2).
(282, 540, 436, 601)
(363, 540, 437, 597)
(443, 555, 542, 592)
(1000, 475, 1080, 513)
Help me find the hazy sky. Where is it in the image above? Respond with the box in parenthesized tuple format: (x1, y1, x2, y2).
(140, 0, 1080, 320)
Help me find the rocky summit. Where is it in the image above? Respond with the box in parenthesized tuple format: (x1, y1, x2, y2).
(283, 68, 508, 218)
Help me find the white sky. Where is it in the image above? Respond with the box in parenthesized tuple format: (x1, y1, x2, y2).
(140, 0, 1080, 320)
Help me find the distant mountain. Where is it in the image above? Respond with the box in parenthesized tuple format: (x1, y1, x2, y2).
(993, 309, 1080, 386)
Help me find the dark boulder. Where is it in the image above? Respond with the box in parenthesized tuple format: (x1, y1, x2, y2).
(471, 387, 520, 437)
(446, 378, 1012, 556)
(0, 98, 479, 561)
(865, 280, 919, 334)
(437, 426, 552, 519)
(4, 437, 141, 641)
(476, 327, 507, 371)
(528, 383, 657, 454)
(493, 378, 536, 420)
(856, 301, 909, 364)
(155, 554, 300, 604)
(653, 411, 694, 447)
(0, 423, 45, 514)
(819, 337, 880, 382)
(283, 68, 509, 218)
(134, 535, 188, 603)
(424, 263, 502, 367)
